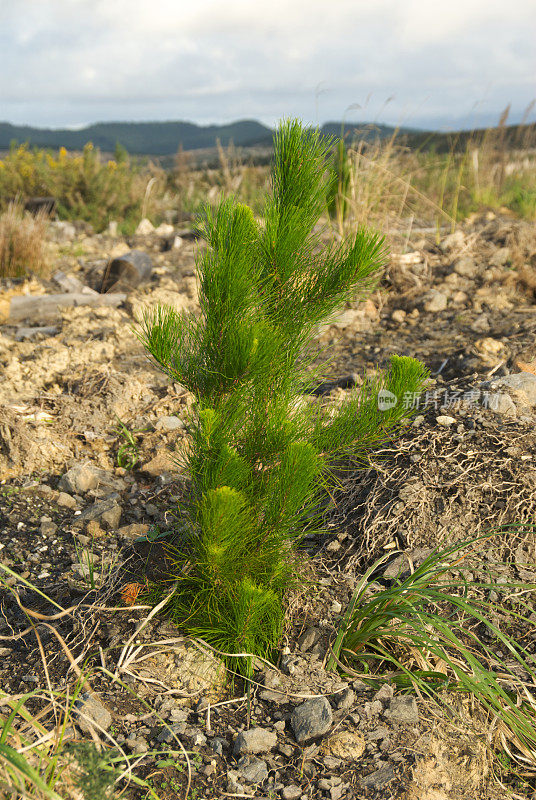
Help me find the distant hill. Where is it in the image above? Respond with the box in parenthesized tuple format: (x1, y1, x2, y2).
(1, 118, 532, 158)
(400, 122, 536, 153)
(0, 118, 414, 157)
(0, 119, 273, 155)
(320, 121, 411, 140)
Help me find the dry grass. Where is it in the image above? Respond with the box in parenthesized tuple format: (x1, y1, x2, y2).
(0, 202, 50, 279)
(329, 419, 536, 571)
(327, 115, 536, 245)
(328, 130, 452, 240)
(0, 563, 192, 800)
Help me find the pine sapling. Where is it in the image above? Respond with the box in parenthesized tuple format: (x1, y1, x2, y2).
(138, 119, 429, 671)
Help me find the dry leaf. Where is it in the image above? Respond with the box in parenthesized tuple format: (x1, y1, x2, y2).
(120, 582, 145, 605)
(515, 357, 536, 376)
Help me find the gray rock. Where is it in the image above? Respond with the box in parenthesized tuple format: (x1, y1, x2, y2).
(436, 414, 456, 427)
(359, 764, 395, 789)
(237, 755, 268, 784)
(282, 786, 302, 800)
(489, 247, 510, 267)
(385, 695, 419, 724)
(259, 689, 289, 704)
(280, 653, 294, 674)
(486, 392, 517, 417)
(56, 491, 77, 509)
(335, 688, 356, 710)
(453, 257, 479, 277)
(183, 726, 207, 746)
(382, 548, 433, 580)
(366, 726, 390, 742)
(117, 523, 150, 540)
(20, 483, 53, 497)
(135, 218, 155, 236)
(227, 770, 245, 793)
(211, 737, 226, 755)
(488, 373, 536, 407)
(330, 784, 345, 800)
(101, 249, 153, 292)
(40, 520, 57, 537)
(440, 230, 465, 252)
(155, 415, 184, 431)
(470, 314, 491, 333)
(234, 726, 277, 755)
(364, 700, 383, 718)
(157, 722, 187, 743)
(309, 642, 324, 659)
(169, 707, 189, 723)
(155, 222, 174, 238)
(323, 756, 341, 770)
(73, 692, 112, 733)
(290, 697, 333, 744)
(58, 464, 101, 494)
(480, 372, 536, 418)
(259, 669, 281, 689)
(73, 498, 122, 530)
(391, 308, 406, 324)
(48, 220, 77, 243)
(125, 737, 149, 754)
(278, 743, 294, 758)
(298, 626, 320, 653)
(423, 290, 448, 312)
(373, 684, 394, 704)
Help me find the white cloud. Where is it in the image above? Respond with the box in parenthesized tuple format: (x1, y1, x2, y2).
(0, 0, 534, 128)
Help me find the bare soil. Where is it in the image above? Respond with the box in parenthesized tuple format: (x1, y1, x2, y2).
(1, 212, 536, 799)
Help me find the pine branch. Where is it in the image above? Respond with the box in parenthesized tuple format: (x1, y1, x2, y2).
(138, 120, 429, 671)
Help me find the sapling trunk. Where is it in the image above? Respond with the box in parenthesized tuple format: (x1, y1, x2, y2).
(138, 119, 429, 672)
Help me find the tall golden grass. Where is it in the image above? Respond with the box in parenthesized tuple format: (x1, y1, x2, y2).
(326, 110, 536, 243)
(0, 202, 49, 279)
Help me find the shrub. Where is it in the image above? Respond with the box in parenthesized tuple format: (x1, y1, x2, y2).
(0, 142, 158, 233)
(0, 202, 49, 279)
(138, 119, 429, 671)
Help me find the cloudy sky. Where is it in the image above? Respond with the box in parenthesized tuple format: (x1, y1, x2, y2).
(1, 0, 535, 131)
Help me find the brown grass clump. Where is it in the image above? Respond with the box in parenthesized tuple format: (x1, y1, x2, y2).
(0, 202, 49, 279)
(330, 418, 536, 570)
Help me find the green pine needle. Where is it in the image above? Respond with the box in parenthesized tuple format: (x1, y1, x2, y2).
(139, 119, 429, 673)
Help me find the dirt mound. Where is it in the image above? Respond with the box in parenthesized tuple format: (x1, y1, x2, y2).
(0, 405, 73, 478)
(331, 410, 536, 571)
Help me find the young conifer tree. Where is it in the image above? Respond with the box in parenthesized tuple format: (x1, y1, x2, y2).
(139, 120, 428, 670)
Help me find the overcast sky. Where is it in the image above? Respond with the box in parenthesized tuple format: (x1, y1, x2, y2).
(1, 0, 535, 131)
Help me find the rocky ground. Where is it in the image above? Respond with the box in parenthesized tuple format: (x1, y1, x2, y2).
(1, 212, 536, 799)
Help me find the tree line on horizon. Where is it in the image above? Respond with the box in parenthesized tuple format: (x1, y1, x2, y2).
(0, 117, 533, 158)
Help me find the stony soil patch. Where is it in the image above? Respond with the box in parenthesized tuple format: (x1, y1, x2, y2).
(1, 213, 536, 799)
